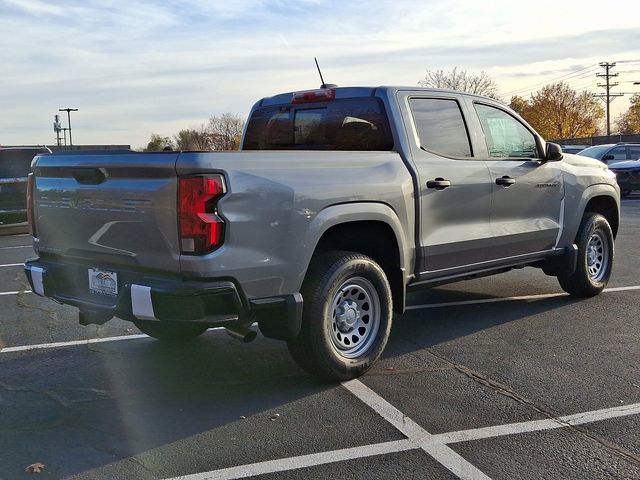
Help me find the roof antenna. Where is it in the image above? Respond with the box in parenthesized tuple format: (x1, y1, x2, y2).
(315, 57, 337, 89)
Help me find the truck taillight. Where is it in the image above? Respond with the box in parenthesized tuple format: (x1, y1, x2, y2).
(178, 175, 226, 255)
(27, 173, 36, 237)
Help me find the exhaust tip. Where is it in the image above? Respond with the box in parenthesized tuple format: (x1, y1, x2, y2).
(225, 326, 258, 343)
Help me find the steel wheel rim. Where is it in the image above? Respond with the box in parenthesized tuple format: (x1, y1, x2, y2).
(329, 277, 381, 359)
(586, 230, 609, 282)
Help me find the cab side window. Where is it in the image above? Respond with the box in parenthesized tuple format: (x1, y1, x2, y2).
(409, 98, 472, 158)
(475, 104, 538, 159)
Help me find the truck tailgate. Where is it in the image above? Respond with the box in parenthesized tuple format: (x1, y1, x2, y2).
(32, 152, 180, 272)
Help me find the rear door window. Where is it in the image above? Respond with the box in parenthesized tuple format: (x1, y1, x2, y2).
(628, 146, 640, 160)
(243, 98, 393, 151)
(409, 98, 472, 157)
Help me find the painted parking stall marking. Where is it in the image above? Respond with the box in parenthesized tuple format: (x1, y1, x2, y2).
(162, 392, 640, 480)
(406, 285, 640, 311)
(343, 379, 492, 480)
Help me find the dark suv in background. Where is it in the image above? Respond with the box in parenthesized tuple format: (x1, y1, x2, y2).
(0, 147, 51, 228)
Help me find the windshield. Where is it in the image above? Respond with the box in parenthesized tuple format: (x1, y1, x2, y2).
(576, 145, 611, 159)
(243, 98, 394, 151)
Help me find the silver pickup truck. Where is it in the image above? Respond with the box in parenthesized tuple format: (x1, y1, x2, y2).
(24, 86, 620, 380)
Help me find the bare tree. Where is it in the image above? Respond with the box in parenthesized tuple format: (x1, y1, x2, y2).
(208, 113, 245, 151)
(419, 67, 500, 100)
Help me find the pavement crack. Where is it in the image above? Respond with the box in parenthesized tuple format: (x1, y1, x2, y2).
(419, 347, 640, 468)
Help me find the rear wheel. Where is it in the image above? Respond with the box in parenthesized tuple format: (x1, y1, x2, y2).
(133, 320, 208, 342)
(287, 251, 392, 381)
(557, 213, 614, 297)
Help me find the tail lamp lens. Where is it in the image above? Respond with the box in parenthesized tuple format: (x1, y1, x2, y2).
(27, 173, 36, 236)
(178, 175, 226, 254)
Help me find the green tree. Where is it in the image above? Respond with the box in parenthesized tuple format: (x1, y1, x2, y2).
(510, 82, 604, 139)
(419, 67, 500, 100)
(615, 93, 640, 134)
(144, 134, 174, 151)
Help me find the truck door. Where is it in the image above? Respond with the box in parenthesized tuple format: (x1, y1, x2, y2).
(399, 93, 494, 277)
(470, 102, 564, 257)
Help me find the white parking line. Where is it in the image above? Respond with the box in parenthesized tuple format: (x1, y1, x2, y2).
(0, 326, 243, 354)
(170, 439, 414, 480)
(343, 379, 491, 480)
(436, 402, 640, 444)
(0, 334, 149, 353)
(0, 245, 32, 250)
(163, 392, 640, 480)
(0, 290, 31, 296)
(406, 285, 640, 311)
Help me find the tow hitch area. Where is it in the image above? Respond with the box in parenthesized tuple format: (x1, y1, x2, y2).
(225, 323, 258, 343)
(79, 309, 113, 326)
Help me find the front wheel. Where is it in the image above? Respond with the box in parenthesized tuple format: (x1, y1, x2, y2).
(133, 320, 208, 342)
(557, 213, 614, 297)
(287, 251, 393, 381)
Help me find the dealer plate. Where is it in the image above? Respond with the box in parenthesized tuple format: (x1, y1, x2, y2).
(88, 268, 118, 296)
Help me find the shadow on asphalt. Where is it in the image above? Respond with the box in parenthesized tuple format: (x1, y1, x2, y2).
(0, 293, 582, 478)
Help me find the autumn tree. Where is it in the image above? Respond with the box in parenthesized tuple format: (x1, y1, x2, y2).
(419, 67, 500, 100)
(615, 93, 640, 134)
(509, 82, 604, 139)
(144, 134, 174, 151)
(208, 113, 245, 151)
(174, 124, 212, 151)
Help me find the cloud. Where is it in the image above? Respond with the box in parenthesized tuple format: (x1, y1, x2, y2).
(1, 0, 64, 16)
(1, 0, 640, 146)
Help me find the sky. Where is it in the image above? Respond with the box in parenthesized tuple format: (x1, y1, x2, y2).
(1, 0, 640, 149)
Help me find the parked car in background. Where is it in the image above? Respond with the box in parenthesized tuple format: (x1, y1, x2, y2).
(577, 143, 640, 165)
(0, 147, 51, 228)
(609, 160, 640, 197)
(561, 145, 590, 155)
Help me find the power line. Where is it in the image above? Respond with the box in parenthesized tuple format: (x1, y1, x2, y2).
(502, 64, 598, 96)
(593, 62, 624, 136)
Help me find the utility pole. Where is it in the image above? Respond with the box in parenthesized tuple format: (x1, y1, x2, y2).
(58, 108, 78, 147)
(593, 62, 623, 137)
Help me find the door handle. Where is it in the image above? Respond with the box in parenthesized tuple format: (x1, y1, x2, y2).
(426, 178, 451, 190)
(495, 176, 515, 187)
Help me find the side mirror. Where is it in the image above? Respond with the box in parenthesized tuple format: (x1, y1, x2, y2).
(602, 154, 614, 161)
(545, 142, 563, 162)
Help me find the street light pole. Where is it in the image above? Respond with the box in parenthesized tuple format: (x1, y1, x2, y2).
(58, 108, 78, 147)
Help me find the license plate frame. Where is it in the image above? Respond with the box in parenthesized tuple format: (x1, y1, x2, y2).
(88, 268, 118, 296)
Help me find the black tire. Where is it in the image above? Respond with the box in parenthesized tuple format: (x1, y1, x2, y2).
(287, 251, 393, 381)
(133, 320, 208, 342)
(557, 213, 614, 297)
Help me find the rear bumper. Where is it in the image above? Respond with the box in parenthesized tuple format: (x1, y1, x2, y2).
(23, 258, 302, 338)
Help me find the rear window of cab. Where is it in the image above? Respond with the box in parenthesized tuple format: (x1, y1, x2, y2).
(243, 98, 394, 151)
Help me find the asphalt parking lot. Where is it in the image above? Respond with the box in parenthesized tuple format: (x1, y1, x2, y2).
(1, 196, 639, 480)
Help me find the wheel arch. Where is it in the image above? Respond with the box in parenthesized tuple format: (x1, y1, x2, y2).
(584, 195, 619, 238)
(300, 203, 412, 314)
